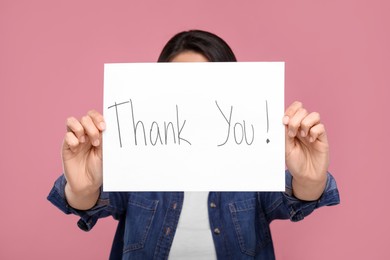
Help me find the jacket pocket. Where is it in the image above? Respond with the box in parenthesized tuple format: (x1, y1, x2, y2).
(229, 198, 271, 256)
(123, 194, 159, 253)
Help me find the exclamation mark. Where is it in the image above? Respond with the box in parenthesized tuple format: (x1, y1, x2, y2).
(266, 100, 270, 144)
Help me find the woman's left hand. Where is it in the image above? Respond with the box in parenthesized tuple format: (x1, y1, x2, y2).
(283, 101, 329, 200)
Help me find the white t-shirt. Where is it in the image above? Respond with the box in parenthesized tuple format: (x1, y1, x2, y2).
(168, 192, 217, 259)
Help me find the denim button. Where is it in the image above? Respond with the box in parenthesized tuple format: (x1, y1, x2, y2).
(210, 202, 217, 208)
(213, 228, 221, 235)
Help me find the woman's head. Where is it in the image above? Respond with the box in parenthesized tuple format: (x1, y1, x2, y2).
(158, 30, 237, 62)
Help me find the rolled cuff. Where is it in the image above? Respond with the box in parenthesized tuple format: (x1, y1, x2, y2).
(283, 170, 340, 222)
(47, 174, 111, 231)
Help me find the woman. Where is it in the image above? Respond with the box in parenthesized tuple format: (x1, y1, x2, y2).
(48, 30, 339, 260)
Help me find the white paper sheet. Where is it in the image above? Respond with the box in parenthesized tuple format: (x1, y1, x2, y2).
(103, 62, 285, 191)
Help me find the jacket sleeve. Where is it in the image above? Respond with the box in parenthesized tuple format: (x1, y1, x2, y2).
(47, 174, 127, 231)
(260, 170, 340, 223)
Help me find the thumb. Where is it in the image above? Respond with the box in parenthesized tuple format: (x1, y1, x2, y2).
(96, 134, 103, 160)
(285, 125, 295, 153)
(283, 116, 295, 154)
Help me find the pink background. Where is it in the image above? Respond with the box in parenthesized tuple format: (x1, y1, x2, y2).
(1, 0, 389, 259)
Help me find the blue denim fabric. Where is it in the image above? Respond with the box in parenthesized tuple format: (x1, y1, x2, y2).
(47, 171, 339, 260)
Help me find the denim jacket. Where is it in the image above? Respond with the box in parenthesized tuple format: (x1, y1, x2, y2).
(47, 171, 339, 260)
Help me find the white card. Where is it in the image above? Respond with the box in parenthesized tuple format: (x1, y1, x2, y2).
(103, 62, 285, 191)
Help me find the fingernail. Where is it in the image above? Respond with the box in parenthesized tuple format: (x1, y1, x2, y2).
(80, 135, 86, 143)
(93, 139, 100, 146)
(100, 122, 106, 130)
(309, 137, 314, 142)
(288, 130, 295, 137)
(282, 116, 289, 125)
(300, 130, 306, 137)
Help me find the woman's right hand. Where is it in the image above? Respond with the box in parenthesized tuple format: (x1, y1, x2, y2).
(62, 110, 106, 210)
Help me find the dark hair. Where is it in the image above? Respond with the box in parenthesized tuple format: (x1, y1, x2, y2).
(158, 30, 237, 62)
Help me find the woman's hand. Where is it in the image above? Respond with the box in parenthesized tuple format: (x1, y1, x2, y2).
(62, 110, 106, 210)
(283, 101, 329, 201)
